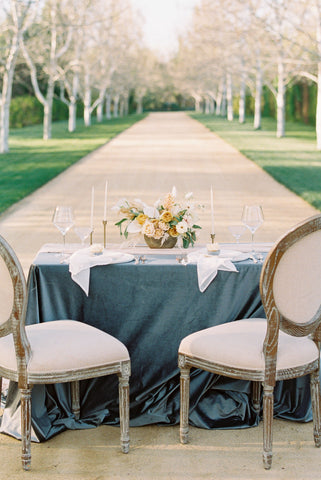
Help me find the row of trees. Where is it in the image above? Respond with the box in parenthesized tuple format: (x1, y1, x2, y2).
(0, 0, 165, 153)
(2, 0, 321, 153)
(170, 0, 321, 148)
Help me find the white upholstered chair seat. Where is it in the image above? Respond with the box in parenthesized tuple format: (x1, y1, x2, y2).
(0, 320, 129, 376)
(179, 318, 319, 372)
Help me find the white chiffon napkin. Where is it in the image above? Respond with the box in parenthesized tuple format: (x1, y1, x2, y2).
(69, 248, 134, 295)
(187, 249, 250, 292)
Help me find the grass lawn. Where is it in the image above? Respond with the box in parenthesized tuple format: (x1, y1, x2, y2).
(0, 114, 146, 215)
(191, 114, 321, 212)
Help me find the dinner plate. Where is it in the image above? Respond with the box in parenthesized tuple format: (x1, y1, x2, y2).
(88, 251, 135, 264)
(217, 249, 249, 262)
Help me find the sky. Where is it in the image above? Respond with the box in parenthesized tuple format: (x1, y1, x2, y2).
(130, 0, 201, 58)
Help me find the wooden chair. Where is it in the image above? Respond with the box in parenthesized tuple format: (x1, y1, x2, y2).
(178, 213, 321, 469)
(0, 234, 130, 470)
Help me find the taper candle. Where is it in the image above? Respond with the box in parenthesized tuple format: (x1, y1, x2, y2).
(210, 185, 215, 234)
(90, 186, 94, 230)
(103, 180, 108, 221)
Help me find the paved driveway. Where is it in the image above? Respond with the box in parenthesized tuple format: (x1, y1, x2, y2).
(0, 112, 318, 271)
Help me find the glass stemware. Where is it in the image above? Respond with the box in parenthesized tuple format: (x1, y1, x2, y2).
(52, 206, 74, 258)
(241, 205, 264, 257)
(74, 226, 92, 247)
(228, 224, 247, 244)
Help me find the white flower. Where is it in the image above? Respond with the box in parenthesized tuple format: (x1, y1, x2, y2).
(171, 185, 177, 198)
(144, 205, 159, 218)
(185, 192, 193, 200)
(184, 214, 194, 228)
(111, 198, 127, 212)
(127, 219, 142, 233)
(132, 198, 147, 210)
(176, 220, 188, 234)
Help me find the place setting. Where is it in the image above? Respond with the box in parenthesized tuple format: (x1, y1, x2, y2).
(171, 187, 250, 291)
(39, 181, 270, 296)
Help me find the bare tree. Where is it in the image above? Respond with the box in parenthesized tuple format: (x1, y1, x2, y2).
(0, 0, 38, 153)
(20, 0, 72, 140)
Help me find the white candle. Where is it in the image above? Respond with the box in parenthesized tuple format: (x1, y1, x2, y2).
(90, 186, 95, 230)
(210, 185, 215, 234)
(103, 180, 108, 221)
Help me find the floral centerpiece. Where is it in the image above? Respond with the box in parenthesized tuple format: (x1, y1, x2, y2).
(113, 188, 202, 248)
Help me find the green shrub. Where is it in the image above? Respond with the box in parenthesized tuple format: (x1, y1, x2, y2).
(10, 96, 43, 127)
(10, 95, 69, 127)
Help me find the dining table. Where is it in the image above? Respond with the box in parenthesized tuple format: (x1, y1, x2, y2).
(0, 242, 313, 442)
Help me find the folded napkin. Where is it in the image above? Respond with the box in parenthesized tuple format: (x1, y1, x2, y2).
(187, 249, 250, 293)
(69, 248, 134, 295)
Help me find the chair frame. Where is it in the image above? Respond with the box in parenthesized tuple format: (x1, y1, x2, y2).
(0, 235, 130, 470)
(179, 213, 321, 469)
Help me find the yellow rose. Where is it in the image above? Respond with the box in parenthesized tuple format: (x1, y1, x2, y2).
(168, 226, 179, 237)
(136, 214, 148, 225)
(160, 210, 173, 222)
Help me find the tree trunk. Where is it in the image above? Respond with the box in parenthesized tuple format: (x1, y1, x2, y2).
(136, 96, 143, 114)
(0, 31, 19, 153)
(254, 61, 262, 130)
(239, 73, 246, 124)
(119, 98, 124, 117)
(113, 95, 119, 117)
(96, 102, 103, 122)
(43, 79, 54, 140)
(68, 101, 77, 132)
(84, 74, 91, 126)
(216, 80, 225, 116)
(0, 68, 15, 153)
(106, 94, 111, 119)
(316, 61, 321, 150)
(226, 73, 233, 121)
(68, 72, 79, 132)
(205, 97, 210, 114)
(276, 60, 286, 138)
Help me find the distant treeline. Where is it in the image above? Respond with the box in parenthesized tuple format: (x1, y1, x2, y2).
(9, 82, 317, 129)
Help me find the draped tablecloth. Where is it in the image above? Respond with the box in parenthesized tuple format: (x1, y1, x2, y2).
(0, 245, 312, 441)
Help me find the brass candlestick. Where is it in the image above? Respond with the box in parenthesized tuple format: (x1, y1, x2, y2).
(102, 220, 107, 248)
(210, 233, 216, 244)
(90, 230, 94, 245)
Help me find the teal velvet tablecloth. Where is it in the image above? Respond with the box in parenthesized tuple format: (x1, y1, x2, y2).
(0, 247, 312, 441)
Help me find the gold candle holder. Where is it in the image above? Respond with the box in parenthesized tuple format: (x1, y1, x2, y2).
(90, 231, 94, 245)
(210, 233, 216, 244)
(102, 220, 107, 248)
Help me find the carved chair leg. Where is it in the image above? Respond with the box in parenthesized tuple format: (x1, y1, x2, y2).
(21, 386, 32, 471)
(252, 381, 261, 415)
(118, 361, 130, 454)
(262, 385, 274, 470)
(71, 381, 80, 420)
(310, 370, 321, 447)
(179, 364, 190, 444)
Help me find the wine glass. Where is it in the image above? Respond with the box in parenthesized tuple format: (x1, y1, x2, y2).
(52, 206, 74, 258)
(228, 224, 247, 244)
(74, 226, 92, 247)
(241, 205, 264, 257)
